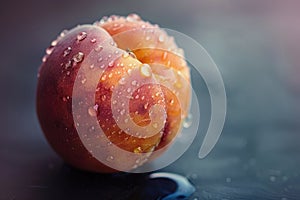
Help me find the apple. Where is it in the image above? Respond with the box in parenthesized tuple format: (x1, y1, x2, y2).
(37, 14, 191, 173)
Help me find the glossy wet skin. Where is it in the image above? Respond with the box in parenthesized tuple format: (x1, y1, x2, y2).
(36, 14, 191, 172)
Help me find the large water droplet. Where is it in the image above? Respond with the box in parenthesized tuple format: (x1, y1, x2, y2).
(77, 31, 87, 41)
(73, 52, 84, 63)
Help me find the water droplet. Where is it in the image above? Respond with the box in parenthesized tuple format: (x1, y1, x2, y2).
(101, 95, 107, 101)
(88, 126, 95, 132)
(108, 73, 113, 78)
(130, 80, 137, 87)
(183, 113, 192, 128)
(108, 60, 114, 67)
(107, 40, 115, 46)
(119, 77, 126, 85)
(65, 60, 72, 69)
(89, 64, 95, 69)
(73, 52, 84, 63)
(46, 46, 54, 55)
(145, 36, 151, 41)
(122, 52, 129, 58)
(88, 105, 98, 117)
(112, 100, 117, 105)
(169, 99, 174, 105)
(126, 13, 141, 22)
(90, 38, 96, 43)
(99, 16, 108, 24)
(77, 31, 87, 41)
(97, 57, 103, 63)
(81, 78, 87, 84)
(174, 80, 182, 89)
(42, 55, 48, 62)
(114, 50, 119, 54)
(282, 176, 288, 181)
(144, 103, 149, 109)
(63, 47, 72, 57)
(134, 146, 142, 153)
(106, 155, 114, 161)
(66, 71, 71, 76)
(140, 64, 152, 77)
(62, 96, 70, 102)
(60, 30, 68, 37)
(95, 45, 103, 52)
(226, 177, 232, 183)
(158, 35, 164, 42)
(51, 40, 58, 46)
(162, 52, 168, 60)
(101, 74, 107, 81)
(269, 176, 276, 182)
(120, 109, 125, 115)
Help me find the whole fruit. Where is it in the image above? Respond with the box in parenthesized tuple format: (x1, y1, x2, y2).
(37, 14, 191, 173)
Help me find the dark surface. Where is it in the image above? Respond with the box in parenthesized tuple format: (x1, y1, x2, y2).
(1, 0, 300, 199)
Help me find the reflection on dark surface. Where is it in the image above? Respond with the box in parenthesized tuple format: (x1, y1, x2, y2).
(1, 0, 300, 199)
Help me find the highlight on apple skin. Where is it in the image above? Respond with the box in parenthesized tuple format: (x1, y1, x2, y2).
(36, 14, 191, 173)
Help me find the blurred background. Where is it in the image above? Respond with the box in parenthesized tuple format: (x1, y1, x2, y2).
(1, 0, 300, 199)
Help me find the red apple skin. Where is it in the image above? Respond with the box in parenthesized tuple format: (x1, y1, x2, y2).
(37, 15, 191, 173)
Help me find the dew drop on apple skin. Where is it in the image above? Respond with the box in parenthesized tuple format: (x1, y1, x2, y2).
(88, 106, 97, 117)
(46, 46, 54, 55)
(77, 31, 87, 41)
(90, 38, 96, 43)
(63, 47, 72, 57)
(73, 52, 84, 63)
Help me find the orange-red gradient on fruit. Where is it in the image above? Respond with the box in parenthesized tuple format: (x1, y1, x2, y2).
(36, 14, 191, 173)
